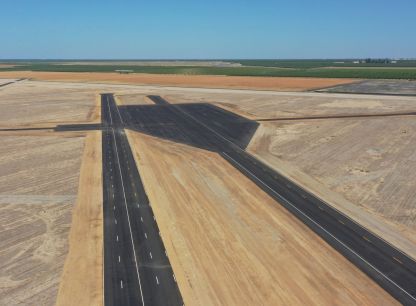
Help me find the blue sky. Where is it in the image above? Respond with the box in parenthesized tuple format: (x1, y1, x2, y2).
(1, 0, 415, 59)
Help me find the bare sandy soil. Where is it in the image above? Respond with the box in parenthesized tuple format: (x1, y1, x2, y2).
(163, 91, 416, 120)
(127, 130, 397, 306)
(0, 136, 84, 195)
(1, 78, 414, 304)
(117, 90, 416, 257)
(248, 119, 416, 258)
(0, 135, 84, 305)
(0, 71, 355, 91)
(115, 93, 156, 105)
(0, 81, 100, 126)
(56, 131, 103, 306)
(0, 78, 17, 84)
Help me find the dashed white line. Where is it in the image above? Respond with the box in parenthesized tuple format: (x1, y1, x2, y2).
(115, 219, 117, 225)
(116, 235, 119, 242)
(155, 276, 159, 285)
(222, 151, 415, 302)
(144, 233, 148, 239)
(149, 252, 153, 259)
(108, 99, 145, 305)
(120, 280, 123, 289)
(141, 217, 143, 223)
(173, 273, 177, 282)
(118, 255, 121, 263)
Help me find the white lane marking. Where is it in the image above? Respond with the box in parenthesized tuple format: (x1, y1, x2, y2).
(137, 204, 140, 208)
(222, 152, 415, 302)
(149, 252, 152, 259)
(140, 217, 143, 223)
(173, 274, 177, 282)
(144, 233, 147, 239)
(115, 219, 117, 225)
(165, 250, 167, 257)
(113, 205, 115, 210)
(108, 100, 146, 306)
(116, 235, 119, 242)
(114, 100, 125, 124)
(120, 280, 123, 289)
(112, 194, 114, 199)
(118, 255, 121, 263)
(155, 276, 159, 285)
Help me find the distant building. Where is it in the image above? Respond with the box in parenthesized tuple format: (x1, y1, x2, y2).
(115, 70, 133, 74)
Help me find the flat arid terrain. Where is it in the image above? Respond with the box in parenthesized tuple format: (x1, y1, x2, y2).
(127, 130, 397, 305)
(1, 76, 415, 305)
(0, 71, 355, 91)
(0, 135, 84, 305)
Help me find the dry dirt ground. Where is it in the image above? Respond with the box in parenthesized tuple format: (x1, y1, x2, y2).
(0, 71, 355, 91)
(0, 135, 84, 305)
(56, 131, 103, 306)
(1, 78, 414, 304)
(0, 78, 18, 85)
(127, 130, 397, 306)
(0, 80, 106, 305)
(163, 90, 416, 119)
(121, 90, 416, 259)
(0, 80, 99, 126)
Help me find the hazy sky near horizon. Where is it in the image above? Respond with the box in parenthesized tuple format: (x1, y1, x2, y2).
(1, 0, 415, 59)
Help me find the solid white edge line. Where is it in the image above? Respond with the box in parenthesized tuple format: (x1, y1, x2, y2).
(108, 99, 146, 305)
(174, 99, 416, 260)
(222, 151, 415, 301)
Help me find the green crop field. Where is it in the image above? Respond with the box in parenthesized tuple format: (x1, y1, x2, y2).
(1, 60, 416, 79)
(230, 59, 416, 68)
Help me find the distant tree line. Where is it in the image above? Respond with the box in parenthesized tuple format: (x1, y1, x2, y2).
(362, 58, 393, 64)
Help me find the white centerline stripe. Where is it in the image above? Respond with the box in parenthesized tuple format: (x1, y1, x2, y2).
(108, 99, 145, 305)
(222, 151, 415, 301)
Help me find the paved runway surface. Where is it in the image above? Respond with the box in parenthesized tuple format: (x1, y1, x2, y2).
(117, 95, 416, 305)
(318, 79, 416, 96)
(102, 94, 183, 306)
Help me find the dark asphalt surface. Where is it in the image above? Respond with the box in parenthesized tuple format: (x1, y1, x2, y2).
(118, 95, 416, 305)
(102, 94, 183, 306)
(317, 79, 416, 96)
